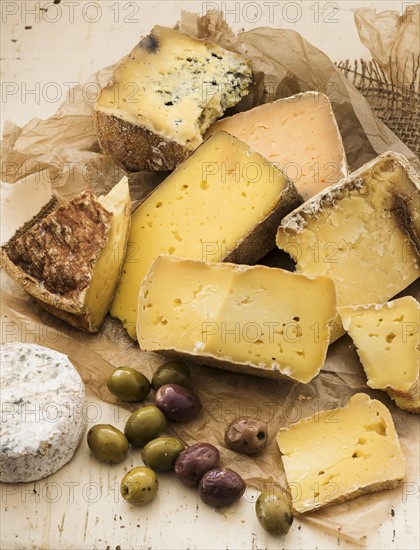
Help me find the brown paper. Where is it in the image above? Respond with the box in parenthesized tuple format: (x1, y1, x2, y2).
(1, 10, 419, 546)
(355, 6, 420, 87)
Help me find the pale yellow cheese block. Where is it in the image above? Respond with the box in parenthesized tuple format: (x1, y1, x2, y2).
(111, 131, 302, 338)
(206, 92, 348, 200)
(339, 297, 420, 413)
(277, 393, 406, 513)
(277, 152, 420, 340)
(137, 256, 337, 383)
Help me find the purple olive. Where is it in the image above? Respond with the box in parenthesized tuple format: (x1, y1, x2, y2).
(225, 416, 268, 455)
(154, 383, 201, 422)
(199, 468, 246, 507)
(174, 443, 220, 487)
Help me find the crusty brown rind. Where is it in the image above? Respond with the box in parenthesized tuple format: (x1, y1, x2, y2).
(94, 110, 190, 172)
(1, 191, 112, 333)
(224, 181, 302, 265)
(388, 381, 420, 414)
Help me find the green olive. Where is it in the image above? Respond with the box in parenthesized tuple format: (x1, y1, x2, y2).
(120, 467, 158, 504)
(256, 490, 294, 535)
(87, 424, 129, 464)
(141, 437, 186, 471)
(107, 367, 151, 402)
(151, 361, 191, 391)
(124, 405, 166, 447)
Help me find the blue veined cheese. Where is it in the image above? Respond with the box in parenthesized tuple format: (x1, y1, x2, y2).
(0, 343, 86, 483)
(94, 25, 254, 171)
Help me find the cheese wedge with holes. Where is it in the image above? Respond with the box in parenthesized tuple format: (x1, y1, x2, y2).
(137, 256, 337, 382)
(206, 92, 348, 200)
(276, 152, 420, 341)
(276, 393, 406, 513)
(339, 297, 420, 413)
(1, 178, 131, 332)
(111, 131, 302, 338)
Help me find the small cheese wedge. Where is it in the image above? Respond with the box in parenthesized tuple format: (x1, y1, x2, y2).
(1, 178, 131, 332)
(277, 152, 420, 340)
(206, 92, 348, 200)
(94, 25, 253, 171)
(111, 131, 302, 338)
(137, 256, 337, 383)
(339, 297, 420, 413)
(277, 393, 406, 513)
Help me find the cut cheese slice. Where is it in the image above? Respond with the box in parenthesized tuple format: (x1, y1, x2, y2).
(137, 256, 337, 383)
(276, 152, 420, 340)
(111, 131, 302, 338)
(339, 297, 420, 413)
(276, 393, 406, 513)
(206, 92, 348, 200)
(1, 178, 131, 332)
(94, 25, 253, 171)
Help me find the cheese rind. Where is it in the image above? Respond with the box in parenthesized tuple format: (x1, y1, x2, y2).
(276, 152, 420, 340)
(276, 393, 405, 513)
(94, 26, 253, 171)
(1, 178, 131, 332)
(137, 256, 337, 383)
(111, 131, 302, 338)
(0, 342, 86, 483)
(339, 297, 420, 413)
(206, 92, 348, 200)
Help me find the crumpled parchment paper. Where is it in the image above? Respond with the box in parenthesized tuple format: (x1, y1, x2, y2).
(355, 5, 420, 87)
(1, 10, 419, 546)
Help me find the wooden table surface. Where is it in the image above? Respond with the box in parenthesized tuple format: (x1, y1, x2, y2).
(1, 2, 418, 549)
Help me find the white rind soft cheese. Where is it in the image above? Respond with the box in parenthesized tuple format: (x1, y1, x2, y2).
(0, 343, 86, 483)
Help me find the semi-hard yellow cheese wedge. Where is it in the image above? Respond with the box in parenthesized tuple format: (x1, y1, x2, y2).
(206, 92, 348, 200)
(1, 178, 131, 332)
(277, 152, 420, 341)
(277, 393, 406, 513)
(339, 297, 420, 413)
(111, 131, 302, 338)
(137, 256, 337, 383)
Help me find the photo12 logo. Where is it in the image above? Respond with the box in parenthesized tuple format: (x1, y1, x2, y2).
(1, 1, 141, 25)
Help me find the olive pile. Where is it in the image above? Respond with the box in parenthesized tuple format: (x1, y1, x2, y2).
(87, 361, 201, 504)
(87, 361, 293, 535)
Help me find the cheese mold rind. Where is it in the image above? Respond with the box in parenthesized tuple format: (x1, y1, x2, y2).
(206, 92, 348, 200)
(137, 256, 337, 383)
(0, 342, 86, 483)
(276, 393, 406, 513)
(1, 178, 131, 333)
(111, 131, 302, 338)
(276, 152, 420, 339)
(94, 25, 254, 171)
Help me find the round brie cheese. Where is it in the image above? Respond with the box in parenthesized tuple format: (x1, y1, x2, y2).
(1, 342, 86, 483)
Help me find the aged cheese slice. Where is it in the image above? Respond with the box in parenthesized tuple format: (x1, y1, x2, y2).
(276, 152, 420, 340)
(1, 178, 131, 332)
(137, 256, 337, 382)
(276, 393, 406, 513)
(339, 297, 420, 413)
(111, 131, 302, 338)
(1, 342, 86, 483)
(94, 25, 253, 171)
(206, 92, 348, 200)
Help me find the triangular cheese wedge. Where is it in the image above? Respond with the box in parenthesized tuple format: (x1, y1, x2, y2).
(1, 178, 131, 332)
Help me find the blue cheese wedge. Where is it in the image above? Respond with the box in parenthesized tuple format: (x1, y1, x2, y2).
(0, 343, 86, 483)
(94, 25, 254, 171)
